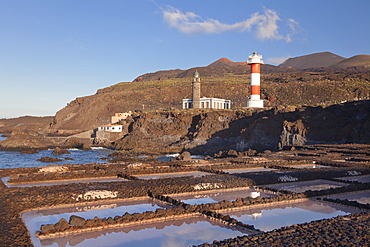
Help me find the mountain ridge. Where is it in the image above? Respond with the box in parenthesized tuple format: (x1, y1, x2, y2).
(279, 52, 345, 69)
(329, 55, 370, 68)
(134, 52, 370, 82)
(208, 58, 247, 67)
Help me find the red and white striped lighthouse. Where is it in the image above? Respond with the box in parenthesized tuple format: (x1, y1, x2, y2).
(247, 51, 264, 108)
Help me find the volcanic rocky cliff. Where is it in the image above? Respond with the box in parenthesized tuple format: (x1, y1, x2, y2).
(110, 100, 370, 155)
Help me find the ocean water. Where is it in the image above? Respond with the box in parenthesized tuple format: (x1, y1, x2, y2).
(0, 134, 207, 169)
(0, 147, 113, 169)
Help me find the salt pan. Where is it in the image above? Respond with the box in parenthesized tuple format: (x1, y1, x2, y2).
(72, 190, 118, 201)
(38, 166, 69, 173)
(278, 175, 298, 182)
(193, 183, 222, 190)
(346, 171, 361, 176)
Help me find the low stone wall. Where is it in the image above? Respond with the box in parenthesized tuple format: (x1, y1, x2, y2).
(37, 211, 201, 239)
(8, 163, 202, 183)
(8, 161, 268, 185)
(322, 198, 370, 210)
(303, 182, 370, 197)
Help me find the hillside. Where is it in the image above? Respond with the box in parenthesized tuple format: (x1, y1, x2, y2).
(329, 55, 370, 68)
(279, 52, 345, 69)
(47, 68, 370, 133)
(134, 52, 370, 82)
(208, 57, 247, 67)
(1, 52, 370, 135)
(0, 116, 54, 134)
(133, 58, 283, 82)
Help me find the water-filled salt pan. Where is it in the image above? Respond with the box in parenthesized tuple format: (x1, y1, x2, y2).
(37, 216, 246, 247)
(327, 190, 370, 204)
(169, 188, 276, 205)
(336, 174, 370, 183)
(219, 199, 364, 232)
(22, 197, 172, 246)
(265, 179, 348, 193)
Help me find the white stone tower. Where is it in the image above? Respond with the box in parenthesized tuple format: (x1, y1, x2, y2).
(247, 51, 264, 108)
(192, 70, 201, 109)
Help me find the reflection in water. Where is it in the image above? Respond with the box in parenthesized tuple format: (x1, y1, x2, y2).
(171, 188, 275, 205)
(286, 164, 330, 169)
(23, 198, 172, 247)
(39, 217, 246, 247)
(23, 191, 365, 246)
(336, 175, 370, 183)
(222, 199, 364, 232)
(265, 179, 348, 193)
(328, 191, 370, 204)
(251, 212, 262, 220)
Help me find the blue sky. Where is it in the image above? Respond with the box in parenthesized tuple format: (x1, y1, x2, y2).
(0, 0, 369, 118)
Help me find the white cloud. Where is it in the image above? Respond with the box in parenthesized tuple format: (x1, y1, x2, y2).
(287, 18, 299, 33)
(266, 55, 291, 65)
(255, 9, 284, 41)
(162, 6, 299, 42)
(285, 18, 300, 42)
(162, 6, 231, 34)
